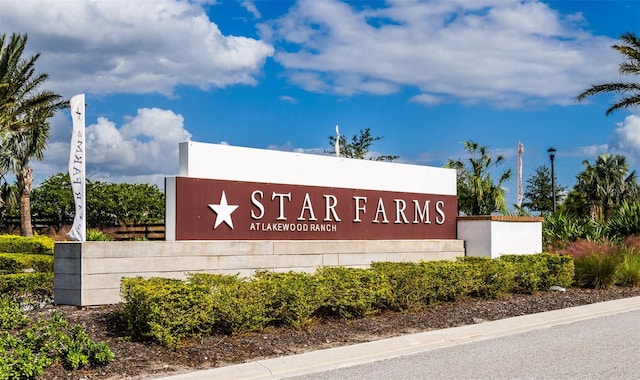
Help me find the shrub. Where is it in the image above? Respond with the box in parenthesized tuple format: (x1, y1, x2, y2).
(419, 261, 477, 303)
(615, 251, 640, 287)
(543, 213, 605, 249)
(0, 253, 54, 273)
(371, 261, 476, 311)
(499, 253, 574, 292)
(120, 277, 216, 348)
(61, 325, 115, 370)
(0, 332, 50, 379)
(211, 278, 273, 334)
(0, 311, 114, 378)
(18, 311, 114, 371)
(315, 267, 392, 319)
(371, 262, 429, 311)
(0, 256, 22, 275)
(606, 201, 640, 240)
(0, 299, 30, 329)
(254, 271, 322, 329)
(458, 257, 516, 298)
(86, 229, 114, 241)
(0, 235, 54, 255)
(539, 254, 575, 289)
(0, 273, 54, 306)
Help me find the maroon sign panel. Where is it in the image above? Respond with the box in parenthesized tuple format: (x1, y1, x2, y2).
(174, 177, 457, 240)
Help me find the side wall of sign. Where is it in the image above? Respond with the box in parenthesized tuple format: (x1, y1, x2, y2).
(166, 142, 458, 241)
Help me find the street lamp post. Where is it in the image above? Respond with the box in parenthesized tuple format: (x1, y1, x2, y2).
(547, 147, 556, 213)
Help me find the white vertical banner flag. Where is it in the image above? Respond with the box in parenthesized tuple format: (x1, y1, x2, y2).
(68, 94, 86, 242)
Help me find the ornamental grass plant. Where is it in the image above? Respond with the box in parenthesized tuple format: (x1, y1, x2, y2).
(563, 238, 640, 289)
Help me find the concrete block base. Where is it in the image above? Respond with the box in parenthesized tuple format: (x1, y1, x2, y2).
(54, 239, 464, 306)
(457, 216, 543, 259)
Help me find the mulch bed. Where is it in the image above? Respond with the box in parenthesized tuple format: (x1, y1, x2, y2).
(32, 286, 640, 379)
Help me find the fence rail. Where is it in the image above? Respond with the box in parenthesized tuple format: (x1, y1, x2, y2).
(114, 224, 165, 241)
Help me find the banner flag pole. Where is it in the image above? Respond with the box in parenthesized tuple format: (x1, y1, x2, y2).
(335, 125, 340, 157)
(517, 141, 524, 208)
(68, 94, 86, 242)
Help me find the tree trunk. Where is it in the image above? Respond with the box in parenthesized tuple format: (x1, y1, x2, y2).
(18, 166, 33, 237)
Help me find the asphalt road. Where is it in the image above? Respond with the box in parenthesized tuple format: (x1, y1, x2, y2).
(162, 297, 640, 380)
(288, 309, 640, 380)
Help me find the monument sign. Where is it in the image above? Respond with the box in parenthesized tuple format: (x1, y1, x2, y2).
(166, 142, 457, 240)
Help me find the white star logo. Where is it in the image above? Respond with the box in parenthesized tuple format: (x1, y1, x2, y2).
(208, 191, 239, 229)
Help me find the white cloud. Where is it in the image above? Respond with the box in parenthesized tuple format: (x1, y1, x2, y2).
(267, 142, 325, 155)
(0, 0, 273, 97)
(568, 144, 609, 158)
(86, 108, 191, 175)
(240, 1, 261, 19)
(279, 95, 298, 104)
(611, 114, 640, 162)
(34, 108, 192, 187)
(264, 0, 619, 106)
(410, 93, 445, 106)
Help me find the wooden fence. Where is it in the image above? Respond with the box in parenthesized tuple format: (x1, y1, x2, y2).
(114, 224, 165, 241)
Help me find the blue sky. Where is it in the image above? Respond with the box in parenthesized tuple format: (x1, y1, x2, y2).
(1, 0, 639, 211)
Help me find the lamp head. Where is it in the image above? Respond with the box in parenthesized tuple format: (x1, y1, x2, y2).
(547, 147, 556, 160)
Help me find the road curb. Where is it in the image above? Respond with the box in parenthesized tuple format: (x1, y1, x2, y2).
(160, 296, 640, 380)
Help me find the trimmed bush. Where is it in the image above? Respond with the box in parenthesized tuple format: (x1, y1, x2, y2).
(458, 257, 516, 298)
(120, 277, 217, 348)
(0, 273, 54, 304)
(254, 271, 322, 329)
(0, 256, 22, 275)
(371, 261, 477, 311)
(116, 256, 578, 347)
(371, 262, 429, 311)
(540, 254, 575, 289)
(499, 253, 574, 292)
(0, 235, 54, 255)
(188, 273, 274, 334)
(211, 278, 273, 335)
(315, 267, 392, 319)
(0, 253, 54, 273)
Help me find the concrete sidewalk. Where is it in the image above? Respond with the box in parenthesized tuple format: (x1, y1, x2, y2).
(160, 296, 640, 380)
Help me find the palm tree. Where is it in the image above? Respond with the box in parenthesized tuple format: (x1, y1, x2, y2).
(328, 128, 399, 162)
(575, 154, 640, 221)
(0, 33, 64, 133)
(576, 32, 640, 115)
(0, 32, 64, 236)
(0, 108, 53, 236)
(445, 140, 512, 215)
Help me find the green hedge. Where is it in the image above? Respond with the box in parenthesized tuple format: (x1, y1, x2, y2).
(0, 253, 54, 273)
(499, 253, 574, 293)
(0, 235, 55, 255)
(314, 267, 392, 319)
(371, 261, 478, 311)
(0, 273, 54, 305)
(0, 257, 22, 275)
(254, 271, 322, 329)
(119, 254, 576, 348)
